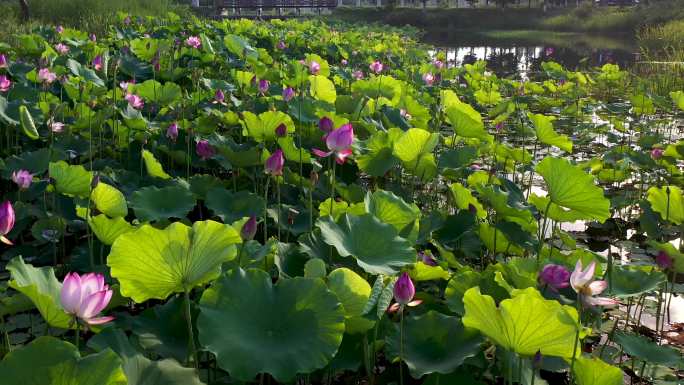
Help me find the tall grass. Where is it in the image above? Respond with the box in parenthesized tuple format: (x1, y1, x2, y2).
(0, 0, 186, 42)
(635, 19, 684, 95)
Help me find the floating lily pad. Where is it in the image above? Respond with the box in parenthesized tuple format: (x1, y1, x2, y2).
(130, 185, 196, 222)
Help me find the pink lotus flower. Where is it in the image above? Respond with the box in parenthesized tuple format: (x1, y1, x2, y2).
(0, 54, 7, 68)
(570, 260, 619, 307)
(56, 25, 64, 34)
(186, 36, 201, 49)
(11, 170, 32, 190)
(55, 43, 70, 55)
(422, 72, 435, 86)
(125, 93, 144, 109)
(38, 68, 57, 84)
(656, 250, 673, 269)
(312, 123, 354, 164)
(388, 272, 422, 312)
(282, 87, 295, 102)
(258, 79, 270, 95)
(49, 120, 65, 133)
(352, 70, 364, 80)
(275, 123, 287, 137)
(92, 55, 103, 71)
(60, 272, 114, 326)
(119, 79, 135, 91)
(241, 216, 257, 241)
(651, 147, 664, 160)
(318, 116, 334, 133)
(89, 33, 97, 42)
(0, 75, 11, 92)
(341, 59, 348, 66)
(167, 122, 179, 141)
(214, 89, 225, 104)
(196, 140, 215, 160)
(308, 60, 320, 75)
(433, 59, 444, 70)
(539, 264, 570, 292)
(265, 148, 285, 176)
(419, 250, 437, 266)
(277, 41, 286, 50)
(0, 201, 15, 245)
(369, 60, 383, 74)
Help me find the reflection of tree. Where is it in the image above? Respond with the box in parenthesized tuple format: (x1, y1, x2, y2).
(485, 48, 520, 77)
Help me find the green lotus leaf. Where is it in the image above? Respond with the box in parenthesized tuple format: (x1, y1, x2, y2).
(393, 128, 439, 181)
(317, 213, 415, 275)
(130, 38, 160, 61)
(89, 328, 204, 385)
(365, 190, 421, 242)
(108, 220, 241, 302)
(242, 111, 294, 142)
(445, 102, 493, 142)
(49, 161, 93, 198)
(309, 75, 336, 104)
(205, 188, 265, 223)
(534, 157, 610, 223)
(474, 89, 502, 105)
(613, 332, 682, 366)
(450, 183, 486, 218)
(91, 182, 128, 218)
(409, 261, 450, 281)
(386, 311, 483, 378)
(478, 223, 523, 255)
(0, 336, 126, 385)
(304, 258, 327, 279)
(66, 59, 105, 87)
(630, 94, 655, 115)
(198, 268, 345, 382)
(224, 34, 258, 59)
(351, 75, 402, 105)
(88, 215, 135, 246)
(131, 80, 181, 106)
(327, 268, 375, 334)
(670, 90, 684, 111)
(6, 256, 72, 328)
(462, 287, 580, 358)
(277, 136, 312, 164)
(130, 185, 196, 222)
(572, 356, 623, 385)
(19, 104, 39, 140)
(607, 266, 666, 297)
(648, 241, 684, 273)
(141, 149, 171, 179)
(319, 198, 366, 220)
(445, 267, 508, 315)
(647, 186, 684, 225)
(477, 186, 536, 232)
(528, 113, 572, 153)
(356, 128, 402, 177)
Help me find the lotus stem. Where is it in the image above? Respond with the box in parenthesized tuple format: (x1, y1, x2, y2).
(74, 321, 80, 350)
(399, 306, 405, 385)
(277, 180, 281, 240)
(264, 177, 271, 244)
(184, 289, 198, 369)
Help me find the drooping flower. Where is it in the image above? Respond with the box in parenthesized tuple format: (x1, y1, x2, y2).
(166, 122, 179, 141)
(422, 72, 435, 86)
(369, 60, 383, 74)
(258, 79, 270, 95)
(265, 148, 285, 176)
(196, 140, 215, 160)
(318, 116, 334, 134)
(656, 250, 673, 269)
(92, 55, 103, 71)
(0, 54, 7, 68)
(241, 216, 258, 241)
(282, 87, 295, 102)
(570, 260, 619, 307)
(539, 264, 570, 292)
(308, 60, 320, 75)
(37, 68, 57, 84)
(275, 123, 287, 137)
(276, 40, 286, 50)
(352, 70, 364, 80)
(125, 93, 144, 109)
(0, 75, 11, 92)
(651, 147, 664, 160)
(214, 89, 225, 104)
(185, 36, 201, 49)
(11, 170, 32, 190)
(312, 123, 354, 164)
(0, 201, 15, 245)
(55, 43, 69, 55)
(60, 272, 114, 326)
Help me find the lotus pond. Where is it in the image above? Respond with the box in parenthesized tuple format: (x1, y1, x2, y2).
(0, 14, 683, 385)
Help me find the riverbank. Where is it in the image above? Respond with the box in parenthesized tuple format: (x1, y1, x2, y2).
(331, 2, 684, 33)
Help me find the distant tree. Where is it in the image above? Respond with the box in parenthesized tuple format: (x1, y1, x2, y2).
(18, 0, 29, 21)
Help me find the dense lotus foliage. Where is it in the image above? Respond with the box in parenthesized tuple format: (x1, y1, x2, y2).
(0, 13, 683, 385)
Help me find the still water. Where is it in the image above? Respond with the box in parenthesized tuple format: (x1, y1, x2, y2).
(422, 30, 639, 77)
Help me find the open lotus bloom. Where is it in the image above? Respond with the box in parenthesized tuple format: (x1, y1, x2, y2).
(0, 201, 15, 245)
(60, 272, 114, 325)
(0, 75, 11, 92)
(312, 123, 354, 164)
(570, 260, 619, 307)
(185, 36, 202, 49)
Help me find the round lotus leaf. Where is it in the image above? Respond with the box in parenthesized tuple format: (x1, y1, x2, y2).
(198, 268, 345, 382)
(386, 310, 483, 378)
(327, 268, 375, 334)
(130, 185, 196, 222)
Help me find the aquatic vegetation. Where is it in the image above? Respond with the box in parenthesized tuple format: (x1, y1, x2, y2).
(0, 14, 682, 385)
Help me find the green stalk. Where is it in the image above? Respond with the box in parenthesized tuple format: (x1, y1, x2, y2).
(264, 177, 271, 244)
(74, 321, 80, 350)
(399, 307, 405, 385)
(184, 289, 198, 369)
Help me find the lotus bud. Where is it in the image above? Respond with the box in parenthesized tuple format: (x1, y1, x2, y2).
(656, 250, 673, 269)
(11, 170, 32, 190)
(241, 216, 257, 241)
(167, 122, 179, 141)
(319, 116, 334, 133)
(393, 272, 415, 305)
(0, 75, 11, 92)
(258, 79, 270, 95)
(0, 54, 7, 68)
(92, 55, 103, 71)
(265, 148, 285, 176)
(282, 87, 295, 102)
(275, 123, 287, 138)
(196, 140, 215, 160)
(0, 201, 15, 245)
(369, 60, 383, 74)
(308, 60, 320, 75)
(651, 147, 664, 160)
(538, 264, 570, 291)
